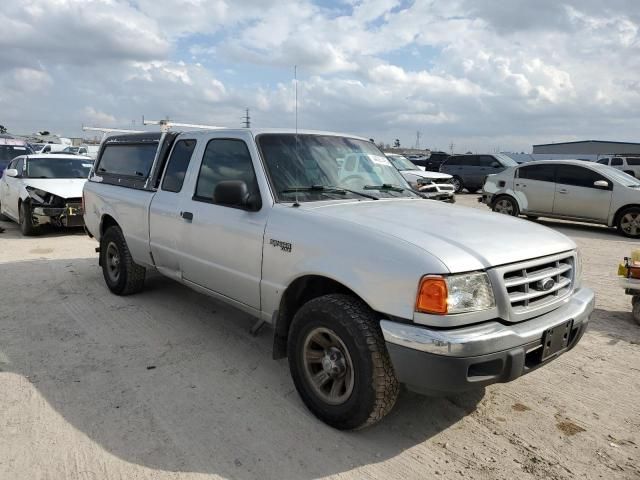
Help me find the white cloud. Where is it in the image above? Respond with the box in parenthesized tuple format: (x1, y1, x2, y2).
(0, 0, 639, 151)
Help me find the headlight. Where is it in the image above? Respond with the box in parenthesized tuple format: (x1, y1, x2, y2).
(26, 186, 49, 203)
(416, 272, 495, 315)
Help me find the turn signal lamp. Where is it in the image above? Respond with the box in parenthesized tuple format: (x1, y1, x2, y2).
(416, 276, 448, 314)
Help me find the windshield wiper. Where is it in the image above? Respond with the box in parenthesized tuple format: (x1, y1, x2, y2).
(363, 183, 407, 193)
(281, 185, 378, 200)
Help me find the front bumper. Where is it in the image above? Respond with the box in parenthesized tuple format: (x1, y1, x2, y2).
(380, 287, 594, 395)
(32, 204, 84, 227)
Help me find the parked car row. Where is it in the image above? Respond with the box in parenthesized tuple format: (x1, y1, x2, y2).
(480, 160, 640, 238)
(596, 156, 640, 178)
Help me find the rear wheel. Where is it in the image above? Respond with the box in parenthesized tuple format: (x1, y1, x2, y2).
(492, 196, 519, 216)
(100, 225, 146, 295)
(287, 294, 399, 430)
(19, 201, 39, 236)
(526, 215, 539, 220)
(451, 176, 463, 193)
(617, 207, 640, 238)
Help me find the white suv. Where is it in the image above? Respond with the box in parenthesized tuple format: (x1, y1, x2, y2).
(596, 156, 640, 178)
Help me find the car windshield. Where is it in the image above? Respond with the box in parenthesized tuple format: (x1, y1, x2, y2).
(494, 153, 518, 166)
(387, 155, 419, 171)
(257, 134, 418, 201)
(26, 157, 93, 178)
(602, 166, 640, 187)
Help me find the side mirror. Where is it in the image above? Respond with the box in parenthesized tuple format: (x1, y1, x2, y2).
(593, 180, 610, 189)
(4, 168, 19, 178)
(213, 180, 260, 210)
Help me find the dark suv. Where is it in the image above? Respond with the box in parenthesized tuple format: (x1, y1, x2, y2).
(411, 151, 449, 172)
(440, 153, 518, 193)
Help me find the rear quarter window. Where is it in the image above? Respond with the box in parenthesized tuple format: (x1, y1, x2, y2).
(626, 158, 640, 166)
(97, 144, 158, 178)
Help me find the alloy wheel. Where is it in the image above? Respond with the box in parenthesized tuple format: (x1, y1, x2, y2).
(302, 327, 355, 405)
(494, 199, 515, 215)
(620, 212, 640, 237)
(105, 241, 121, 283)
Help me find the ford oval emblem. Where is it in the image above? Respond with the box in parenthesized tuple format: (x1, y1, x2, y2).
(537, 277, 556, 291)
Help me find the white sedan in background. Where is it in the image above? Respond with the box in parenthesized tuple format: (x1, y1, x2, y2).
(0, 154, 93, 235)
(386, 153, 456, 202)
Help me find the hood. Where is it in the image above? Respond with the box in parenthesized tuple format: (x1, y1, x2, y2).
(22, 178, 87, 199)
(402, 170, 451, 180)
(305, 199, 575, 272)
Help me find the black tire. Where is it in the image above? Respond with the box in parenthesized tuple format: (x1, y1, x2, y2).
(19, 201, 39, 236)
(287, 294, 399, 430)
(633, 299, 640, 326)
(100, 225, 146, 295)
(616, 207, 640, 238)
(526, 215, 539, 220)
(492, 195, 519, 216)
(451, 176, 463, 193)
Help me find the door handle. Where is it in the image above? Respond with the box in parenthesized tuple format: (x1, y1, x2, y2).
(180, 211, 194, 221)
(558, 189, 568, 194)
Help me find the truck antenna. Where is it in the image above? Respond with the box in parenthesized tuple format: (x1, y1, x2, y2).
(293, 65, 300, 207)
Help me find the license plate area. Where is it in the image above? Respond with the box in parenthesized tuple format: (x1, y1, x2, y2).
(541, 320, 573, 361)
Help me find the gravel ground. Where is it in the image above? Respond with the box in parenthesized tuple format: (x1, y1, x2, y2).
(0, 194, 638, 480)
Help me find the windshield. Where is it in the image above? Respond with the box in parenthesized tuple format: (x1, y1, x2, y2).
(387, 155, 419, 171)
(26, 157, 93, 179)
(602, 166, 640, 187)
(257, 134, 418, 201)
(494, 153, 518, 167)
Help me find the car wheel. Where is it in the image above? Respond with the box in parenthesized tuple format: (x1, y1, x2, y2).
(287, 294, 399, 430)
(526, 215, 539, 220)
(451, 176, 463, 193)
(19, 201, 39, 236)
(617, 207, 640, 238)
(492, 196, 519, 216)
(100, 225, 146, 295)
(633, 297, 640, 325)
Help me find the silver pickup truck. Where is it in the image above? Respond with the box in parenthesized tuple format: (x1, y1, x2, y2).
(83, 128, 595, 430)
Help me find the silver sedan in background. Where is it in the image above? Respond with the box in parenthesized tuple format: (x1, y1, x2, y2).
(480, 160, 640, 238)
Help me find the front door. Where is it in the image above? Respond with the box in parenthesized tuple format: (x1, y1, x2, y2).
(149, 137, 198, 280)
(179, 133, 268, 310)
(514, 163, 557, 213)
(553, 165, 613, 222)
(1, 158, 24, 219)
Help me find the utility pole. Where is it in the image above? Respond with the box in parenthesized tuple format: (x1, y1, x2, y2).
(415, 131, 421, 149)
(243, 108, 251, 128)
(449, 142, 455, 155)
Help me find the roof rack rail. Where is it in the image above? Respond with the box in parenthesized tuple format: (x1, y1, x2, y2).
(142, 117, 224, 133)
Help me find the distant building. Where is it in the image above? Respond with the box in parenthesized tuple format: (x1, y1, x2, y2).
(532, 140, 640, 156)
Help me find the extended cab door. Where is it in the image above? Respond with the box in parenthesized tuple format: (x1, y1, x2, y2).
(149, 137, 198, 279)
(178, 132, 269, 310)
(553, 165, 613, 222)
(514, 163, 556, 214)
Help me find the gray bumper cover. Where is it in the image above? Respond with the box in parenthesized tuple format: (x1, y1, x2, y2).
(380, 287, 594, 358)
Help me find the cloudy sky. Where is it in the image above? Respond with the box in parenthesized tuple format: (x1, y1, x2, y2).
(1, 0, 639, 152)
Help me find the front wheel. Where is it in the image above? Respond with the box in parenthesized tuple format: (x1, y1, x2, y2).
(19, 201, 39, 236)
(100, 225, 146, 295)
(451, 176, 463, 193)
(633, 296, 640, 325)
(492, 196, 519, 216)
(617, 207, 640, 238)
(287, 294, 399, 430)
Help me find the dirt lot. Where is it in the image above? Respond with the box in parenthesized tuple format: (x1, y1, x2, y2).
(0, 194, 638, 480)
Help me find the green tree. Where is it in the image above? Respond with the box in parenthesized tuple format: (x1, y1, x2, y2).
(0, 125, 7, 134)
(393, 138, 400, 148)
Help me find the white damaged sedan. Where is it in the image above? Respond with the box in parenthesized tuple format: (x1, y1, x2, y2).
(387, 153, 456, 202)
(0, 154, 93, 235)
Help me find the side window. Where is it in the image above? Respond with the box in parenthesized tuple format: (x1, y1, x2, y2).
(479, 155, 497, 167)
(556, 165, 608, 188)
(443, 157, 458, 166)
(611, 157, 623, 166)
(596, 158, 609, 165)
(194, 139, 260, 206)
(161, 139, 197, 193)
(16, 158, 24, 174)
(465, 155, 480, 166)
(97, 144, 158, 178)
(627, 158, 640, 166)
(7, 159, 17, 170)
(518, 164, 556, 182)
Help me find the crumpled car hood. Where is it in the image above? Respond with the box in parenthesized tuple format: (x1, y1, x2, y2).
(22, 178, 87, 199)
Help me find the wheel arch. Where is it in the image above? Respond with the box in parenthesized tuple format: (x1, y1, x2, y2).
(100, 213, 120, 236)
(492, 193, 520, 210)
(613, 204, 640, 227)
(272, 274, 374, 360)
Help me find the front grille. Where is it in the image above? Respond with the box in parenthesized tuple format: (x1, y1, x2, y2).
(433, 179, 451, 185)
(501, 253, 574, 316)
